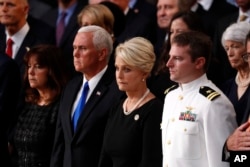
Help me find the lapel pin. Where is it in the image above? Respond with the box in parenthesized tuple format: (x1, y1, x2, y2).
(96, 91, 101, 96)
(134, 114, 139, 121)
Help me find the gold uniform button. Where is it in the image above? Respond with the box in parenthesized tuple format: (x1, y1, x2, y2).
(171, 118, 175, 122)
(178, 95, 183, 100)
(167, 140, 171, 145)
(184, 128, 187, 132)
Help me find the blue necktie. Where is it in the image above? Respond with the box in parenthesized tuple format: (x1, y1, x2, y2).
(72, 82, 89, 132)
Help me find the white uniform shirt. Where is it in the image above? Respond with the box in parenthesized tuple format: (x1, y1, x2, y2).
(162, 74, 237, 167)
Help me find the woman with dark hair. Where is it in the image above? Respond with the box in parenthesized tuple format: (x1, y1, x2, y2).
(148, 11, 205, 101)
(9, 44, 69, 167)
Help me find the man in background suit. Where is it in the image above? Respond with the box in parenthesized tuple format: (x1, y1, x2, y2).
(190, 0, 238, 86)
(50, 25, 124, 167)
(0, 0, 54, 77)
(41, 0, 88, 78)
(107, 0, 157, 45)
(0, 53, 21, 167)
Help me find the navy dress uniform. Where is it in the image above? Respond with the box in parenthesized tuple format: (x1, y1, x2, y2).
(161, 74, 237, 167)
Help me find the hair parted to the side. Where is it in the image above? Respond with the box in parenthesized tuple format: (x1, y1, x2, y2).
(115, 37, 156, 75)
(222, 22, 250, 47)
(171, 31, 212, 71)
(77, 4, 114, 35)
(78, 25, 113, 61)
(23, 44, 69, 104)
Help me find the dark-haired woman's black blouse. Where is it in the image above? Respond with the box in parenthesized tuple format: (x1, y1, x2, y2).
(12, 100, 59, 167)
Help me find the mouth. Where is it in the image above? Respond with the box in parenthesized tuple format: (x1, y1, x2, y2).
(117, 81, 126, 85)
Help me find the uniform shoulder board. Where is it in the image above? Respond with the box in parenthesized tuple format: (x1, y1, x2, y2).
(164, 84, 178, 95)
(199, 86, 220, 101)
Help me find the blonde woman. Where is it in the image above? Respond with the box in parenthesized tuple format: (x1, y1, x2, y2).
(99, 37, 163, 167)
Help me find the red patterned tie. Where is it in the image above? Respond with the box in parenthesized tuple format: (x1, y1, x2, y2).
(56, 11, 67, 46)
(6, 38, 13, 58)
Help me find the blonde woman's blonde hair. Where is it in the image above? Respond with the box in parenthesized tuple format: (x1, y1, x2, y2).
(115, 37, 156, 75)
(78, 4, 114, 35)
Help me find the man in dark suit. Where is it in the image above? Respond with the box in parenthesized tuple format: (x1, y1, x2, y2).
(190, 0, 238, 86)
(0, 53, 21, 167)
(50, 25, 124, 167)
(0, 0, 54, 77)
(41, 0, 88, 78)
(108, 0, 157, 45)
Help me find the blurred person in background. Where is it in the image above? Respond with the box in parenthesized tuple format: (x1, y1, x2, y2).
(0, 53, 20, 167)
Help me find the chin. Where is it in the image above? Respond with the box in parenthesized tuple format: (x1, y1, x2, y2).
(118, 86, 126, 92)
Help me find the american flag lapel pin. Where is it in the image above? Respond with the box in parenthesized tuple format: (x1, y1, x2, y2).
(96, 91, 101, 96)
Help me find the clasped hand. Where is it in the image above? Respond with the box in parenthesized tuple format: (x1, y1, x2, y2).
(226, 121, 250, 151)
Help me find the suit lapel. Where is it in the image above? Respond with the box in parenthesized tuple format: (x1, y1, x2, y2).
(73, 68, 114, 136)
(64, 77, 83, 136)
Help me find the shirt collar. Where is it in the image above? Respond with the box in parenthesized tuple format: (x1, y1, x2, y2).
(58, 2, 77, 25)
(197, 0, 213, 11)
(84, 65, 108, 95)
(179, 74, 208, 92)
(239, 9, 250, 19)
(5, 22, 30, 58)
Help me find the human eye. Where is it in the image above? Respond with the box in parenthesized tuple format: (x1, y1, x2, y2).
(231, 44, 240, 49)
(34, 64, 42, 69)
(7, 3, 15, 7)
(173, 56, 182, 61)
(124, 67, 131, 72)
(224, 46, 229, 52)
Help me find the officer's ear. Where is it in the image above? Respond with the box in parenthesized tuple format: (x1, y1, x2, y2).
(98, 48, 107, 61)
(195, 57, 205, 70)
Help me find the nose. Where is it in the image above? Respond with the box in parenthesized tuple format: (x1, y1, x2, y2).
(166, 57, 173, 68)
(115, 68, 123, 79)
(73, 48, 80, 57)
(0, 3, 9, 11)
(226, 48, 234, 57)
(28, 66, 35, 75)
(157, 7, 165, 17)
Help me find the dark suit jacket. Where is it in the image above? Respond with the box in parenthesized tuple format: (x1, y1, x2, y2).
(194, 1, 238, 86)
(50, 67, 124, 167)
(41, 1, 88, 77)
(0, 53, 21, 167)
(0, 20, 53, 77)
(116, 0, 157, 44)
(195, 0, 238, 39)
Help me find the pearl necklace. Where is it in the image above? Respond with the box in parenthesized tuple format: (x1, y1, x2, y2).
(123, 89, 150, 115)
(235, 73, 250, 87)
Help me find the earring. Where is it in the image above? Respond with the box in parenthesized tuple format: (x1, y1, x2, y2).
(142, 78, 145, 82)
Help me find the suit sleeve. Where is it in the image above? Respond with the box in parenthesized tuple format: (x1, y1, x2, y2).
(50, 95, 65, 167)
